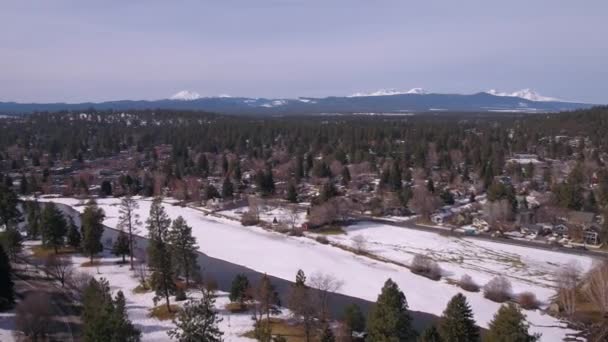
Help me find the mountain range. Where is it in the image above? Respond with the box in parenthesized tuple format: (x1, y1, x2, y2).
(0, 89, 596, 116)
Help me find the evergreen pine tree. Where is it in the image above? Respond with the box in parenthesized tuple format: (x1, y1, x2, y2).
(26, 200, 41, 238)
(419, 326, 443, 342)
(367, 278, 415, 341)
(319, 182, 338, 203)
(427, 179, 435, 193)
(286, 183, 298, 203)
(233, 160, 242, 181)
(81, 201, 105, 262)
(41, 202, 67, 253)
(111, 290, 141, 341)
(168, 287, 224, 342)
(288, 268, 315, 342)
(295, 155, 304, 182)
(221, 154, 229, 176)
(100, 180, 113, 197)
(167, 216, 199, 286)
(146, 197, 175, 311)
(343, 303, 365, 337)
(19, 174, 28, 195)
(341, 166, 351, 186)
(485, 304, 540, 342)
(0, 226, 22, 260)
(0, 244, 15, 310)
(389, 161, 402, 191)
(439, 293, 479, 342)
(112, 229, 131, 263)
(221, 177, 234, 199)
(0, 185, 21, 232)
(66, 216, 82, 249)
(117, 196, 141, 270)
(320, 324, 335, 342)
(82, 278, 141, 342)
(229, 273, 251, 306)
(583, 191, 598, 212)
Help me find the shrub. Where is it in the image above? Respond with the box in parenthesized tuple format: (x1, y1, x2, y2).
(352, 235, 367, 254)
(174, 288, 187, 302)
(288, 229, 304, 237)
(316, 236, 329, 244)
(205, 277, 219, 292)
(410, 254, 442, 281)
(484, 276, 512, 302)
(459, 274, 480, 292)
(241, 211, 260, 226)
(517, 292, 539, 310)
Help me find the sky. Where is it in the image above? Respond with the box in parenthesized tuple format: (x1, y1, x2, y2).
(1, 0, 607, 103)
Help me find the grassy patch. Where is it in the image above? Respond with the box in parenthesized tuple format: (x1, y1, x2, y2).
(225, 302, 249, 313)
(133, 284, 151, 294)
(149, 304, 179, 321)
(31, 245, 77, 258)
(80, 260, 101, 267)
(243, 318, 307, 342)
(315, 225, 345, 235)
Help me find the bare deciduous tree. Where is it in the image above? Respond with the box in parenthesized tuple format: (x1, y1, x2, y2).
(483, 276, 512, 302)
(556, 261, 581, 316)
(133, 247, 149, 288)
(408, 186, 440, 221)
(44, 254, 73, 287)
(583, 261, 608, 314)
(484, 199, 513, 226)
(286, 205, 300, 230)
(68, 270, 94, 295)
(309, 272, 344, 323)
(309, 201, 338, 227)
(15, 292, 53, 340)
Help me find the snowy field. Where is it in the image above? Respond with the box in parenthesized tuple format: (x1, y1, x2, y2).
(318, 222, 595, 303)
(19, 241, 258, 342)
(218, 205, 308, 228)
(35, 196, 593, 341)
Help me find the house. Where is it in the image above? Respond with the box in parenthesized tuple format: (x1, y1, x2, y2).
(431, 211, 453, 225)
(583, 226, 601, 245)
(554, 224, 569, 236)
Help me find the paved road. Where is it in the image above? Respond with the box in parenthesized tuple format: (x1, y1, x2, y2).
(367, 217, 608, 259)
(13, 258, 81, 341)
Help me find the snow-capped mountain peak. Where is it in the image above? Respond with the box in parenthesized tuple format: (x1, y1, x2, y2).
(485, 88, 560, 102)
(170, 90, 202, 101)
(349, 88, 429, 97)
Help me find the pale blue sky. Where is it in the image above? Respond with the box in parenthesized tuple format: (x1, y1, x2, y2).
(1, 0, 607, 103)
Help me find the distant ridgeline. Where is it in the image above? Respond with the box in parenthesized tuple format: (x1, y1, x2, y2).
(0, 92, 595, 116)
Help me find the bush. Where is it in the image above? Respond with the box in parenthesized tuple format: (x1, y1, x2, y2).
(410, 254, 442, 281)
(517, 292, 539, 310)
(315, 236, 329, 244)
(174, 288, 187, 302)
(459, 274, 480, 292)
(241, 211, 260, 226)
(288, 229, 304, 237)
(484, 276, 512, 302)
(205, 277, 219, 292)
(352, 235, 367, 254)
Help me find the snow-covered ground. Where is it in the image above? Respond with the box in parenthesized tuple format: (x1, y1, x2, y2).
(35, 196, 593, 340)
(0, 311, 15, 342)
(218, 205, 307, 228)
(316, 222, 594, 302)
(21, 241, 258, 342)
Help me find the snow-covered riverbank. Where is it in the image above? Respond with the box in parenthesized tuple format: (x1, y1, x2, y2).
(34, 196, 593, 341)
